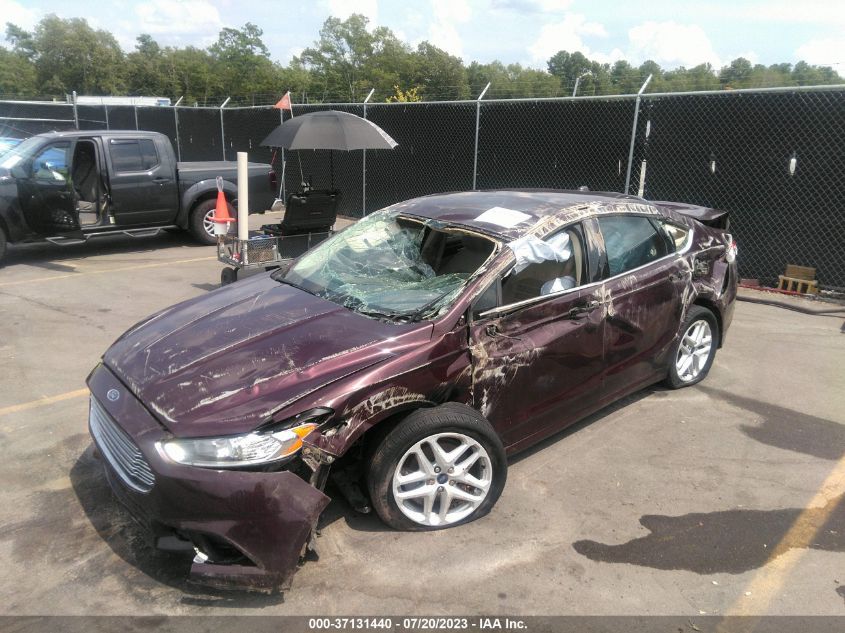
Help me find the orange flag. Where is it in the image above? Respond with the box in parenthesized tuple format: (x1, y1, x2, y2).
(274, 92, 292, 110)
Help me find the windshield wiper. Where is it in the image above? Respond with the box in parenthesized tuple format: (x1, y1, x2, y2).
(352, 305, 415, 324)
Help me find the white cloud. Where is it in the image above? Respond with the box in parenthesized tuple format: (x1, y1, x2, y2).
(327, 0, 379, 25)
(110, 1, 223, 51)
(627, 21, 721, 68)
(528, 13, 607, 64)
(492, 0, 572, 13)
(0, 0, 39, 32)
(428, 0, 471, 58)
(124, 0, 225, 48)
(795, 38, 845, 66)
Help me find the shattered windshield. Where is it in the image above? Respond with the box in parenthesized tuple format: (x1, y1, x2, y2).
(276, 210, 497, 321)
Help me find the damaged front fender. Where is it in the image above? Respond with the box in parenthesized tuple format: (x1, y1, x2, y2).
(88, 363, 330, 593)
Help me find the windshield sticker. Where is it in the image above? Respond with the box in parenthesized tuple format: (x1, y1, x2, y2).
(474, 207, 532, 228)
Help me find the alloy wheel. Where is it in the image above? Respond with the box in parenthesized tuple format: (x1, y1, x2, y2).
(676, 319, 713, 382)
(391, 432, 493, 527)
(202, 209, 216, 238)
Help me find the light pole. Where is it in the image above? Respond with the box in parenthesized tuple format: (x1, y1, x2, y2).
(572, 71, 592, 97)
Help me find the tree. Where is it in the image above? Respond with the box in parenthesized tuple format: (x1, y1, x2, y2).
(0, 46, 37, 96)
(386, 85, 421, 102)
(209, 23, 280, 102)
(299, 14, 377, 101)
(3, 16, 844, 103)
(719, 57, 753, 89)
(6, 15, 125, 95)
(126, 35, 171, 96)
(468, 61, 560, 98)
(411, 42, 469, 100)
(162, 46, 217, 105)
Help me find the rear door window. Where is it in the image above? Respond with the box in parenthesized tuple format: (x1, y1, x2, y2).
(109, 139, 159, 172)
(598, 215, 670, 277)
(659, 221, 691, 252)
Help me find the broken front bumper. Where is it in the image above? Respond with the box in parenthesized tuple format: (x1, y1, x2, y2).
(86, 363, 330, 592)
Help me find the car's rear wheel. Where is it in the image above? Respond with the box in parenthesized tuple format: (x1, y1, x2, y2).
(665, 305, 719, 388)
(367, 403, 507, 531)
(189, 198, 232, 245)
(0, 225, 7, 265)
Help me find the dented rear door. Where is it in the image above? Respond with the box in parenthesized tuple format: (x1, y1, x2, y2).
(597, 215, 685, 398)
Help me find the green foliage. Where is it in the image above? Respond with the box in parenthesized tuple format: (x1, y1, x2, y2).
(2, 14, 842, 103)
(6, 14, 126, 95)
(0, 46, 37, 95)
(386, 85, 422, 102)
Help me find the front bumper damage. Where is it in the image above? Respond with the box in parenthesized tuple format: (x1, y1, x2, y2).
(87, 364, 331, 593)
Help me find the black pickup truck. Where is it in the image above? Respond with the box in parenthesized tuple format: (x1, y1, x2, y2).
(0, 130, 277, 263)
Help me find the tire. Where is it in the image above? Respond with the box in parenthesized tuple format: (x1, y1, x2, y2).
(189, 198, 232, 245)
(367, 403, 507, 531)
(0, 225, 6, 266)
(665, 305, 719, 389)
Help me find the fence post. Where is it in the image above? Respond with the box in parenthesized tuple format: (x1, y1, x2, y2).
(472, 83, 491, 190)
(362, 88, 375, 215)
(279, 107, 285, 203)
(72, 91, 79, 129)
(219, 97, 230, 161)
(173, 96, 183, 162)
(624, 74, 652, 195)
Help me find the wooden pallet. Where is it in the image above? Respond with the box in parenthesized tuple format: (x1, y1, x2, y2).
(777, 264, 818, 294)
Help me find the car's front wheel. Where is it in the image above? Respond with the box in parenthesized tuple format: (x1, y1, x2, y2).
(367, 403, 507, 531)
(665, 305, 719, 388)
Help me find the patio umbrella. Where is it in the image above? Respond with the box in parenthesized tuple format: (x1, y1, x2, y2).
(260, 110, 398, 151)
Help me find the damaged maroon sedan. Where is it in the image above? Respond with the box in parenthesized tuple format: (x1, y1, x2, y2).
(87, 189, 737, 592)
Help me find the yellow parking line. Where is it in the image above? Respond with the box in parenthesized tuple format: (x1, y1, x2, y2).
(0, 255, 216, 288)
(719, 452, 845, 627)
(0, 388, 89, 417)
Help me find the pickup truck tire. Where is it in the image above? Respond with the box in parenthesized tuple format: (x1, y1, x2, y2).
(189, 198, 233, 245)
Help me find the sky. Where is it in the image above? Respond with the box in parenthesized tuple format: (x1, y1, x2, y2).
(2, 0, 844, 73)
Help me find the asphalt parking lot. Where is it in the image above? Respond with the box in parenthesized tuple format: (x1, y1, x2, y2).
(0, 216, 843, 617)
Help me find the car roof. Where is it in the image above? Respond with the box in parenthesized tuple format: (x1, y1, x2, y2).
(389, 189, 663, 240)
(35, 130, 167, 140)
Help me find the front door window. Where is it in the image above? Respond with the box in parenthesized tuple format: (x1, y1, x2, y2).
(32, 143, 70, 183)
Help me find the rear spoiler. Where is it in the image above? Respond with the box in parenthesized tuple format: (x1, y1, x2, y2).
(653, 201, 730, 230)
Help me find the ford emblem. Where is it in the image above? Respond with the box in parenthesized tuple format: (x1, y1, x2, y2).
(106, 389, 120, 402)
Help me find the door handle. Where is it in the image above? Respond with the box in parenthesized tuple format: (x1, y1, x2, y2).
(567, 300, 600, 319)
(152, 177, 169, 184)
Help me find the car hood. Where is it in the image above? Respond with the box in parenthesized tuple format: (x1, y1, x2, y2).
(103, 274, 432, 437)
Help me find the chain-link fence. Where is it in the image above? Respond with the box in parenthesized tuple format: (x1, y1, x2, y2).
(636, 88, 845, 290)
(2, 86, 843, 288)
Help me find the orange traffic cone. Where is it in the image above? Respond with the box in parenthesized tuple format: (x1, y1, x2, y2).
(212, 184, 233, 236)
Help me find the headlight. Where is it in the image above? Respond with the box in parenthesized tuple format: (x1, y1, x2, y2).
(159, 422, 318, 469)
